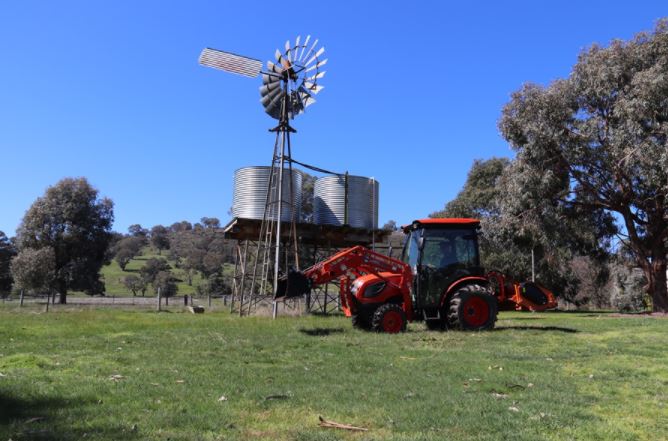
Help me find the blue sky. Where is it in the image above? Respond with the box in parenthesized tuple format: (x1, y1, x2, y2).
(0, 1, 665, 236)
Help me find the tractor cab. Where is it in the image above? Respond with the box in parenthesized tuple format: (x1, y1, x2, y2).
(401, 219, 485, 315)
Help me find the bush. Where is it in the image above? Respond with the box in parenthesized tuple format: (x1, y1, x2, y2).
(609, 264, 648, 312)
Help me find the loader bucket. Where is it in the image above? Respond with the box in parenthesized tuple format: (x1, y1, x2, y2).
(274, 269, 311, 299)
(514, 281, 557, 311)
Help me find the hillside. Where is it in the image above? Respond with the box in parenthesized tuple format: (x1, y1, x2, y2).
(99, 247, 227, 297)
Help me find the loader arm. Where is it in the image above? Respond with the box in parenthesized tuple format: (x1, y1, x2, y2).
(275, 245, 414, 318)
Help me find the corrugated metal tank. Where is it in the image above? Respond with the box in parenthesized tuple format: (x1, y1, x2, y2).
(313, 175, 379, 229)
(232, 166, 303, 222)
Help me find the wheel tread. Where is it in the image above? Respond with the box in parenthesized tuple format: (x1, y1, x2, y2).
(371, 303, 407, 333)
(447, 284, 498, 331)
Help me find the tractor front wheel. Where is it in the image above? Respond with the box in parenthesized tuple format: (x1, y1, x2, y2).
(372, 304, 407, 333)
(447, 284, 498, 331)
(351, 311, 372, 330)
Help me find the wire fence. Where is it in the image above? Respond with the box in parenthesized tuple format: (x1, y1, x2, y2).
(0, 292, 233, 311)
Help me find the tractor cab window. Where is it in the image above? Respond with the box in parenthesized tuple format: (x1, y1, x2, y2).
(401, 230, 420, 270)
(420, 228, 479, 270)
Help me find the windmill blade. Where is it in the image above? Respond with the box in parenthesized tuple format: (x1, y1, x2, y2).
(275, 49, 291, 68)
(284, 40, 295, 63)
(260, 90, 280, 108)
(270, 91, 284, 108)
(300, 38, 319, 63)
(300, 93, 316, 108)
(292, 35, 301, 61)
(199, 48, 262, 78)
(305, 83, 324, 94)
(265, 102, 281, 119)
(260, 86, 283, 106)
(306, 71, 326, 82)
(304, 47, 326, 67)
(262, 73, 281, 85)
(305, 58, 327, 73)
(259, 81, 281, 96)
(267, 61, 284, 75)
(288, 90, 305, 116)
(266, 90, 285, 115)
(274, 49, 284, 64)
(298, 35, 311, 62)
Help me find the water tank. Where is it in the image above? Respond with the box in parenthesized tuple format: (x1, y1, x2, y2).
(314, 175, 379, 229)
(232, 166, 303, 222)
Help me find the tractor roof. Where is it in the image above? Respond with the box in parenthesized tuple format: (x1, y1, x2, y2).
(402, 218, 480, 233)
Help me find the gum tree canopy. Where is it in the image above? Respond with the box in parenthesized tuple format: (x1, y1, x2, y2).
(16, 177, 114, 303)
(500, 21, 668, 312)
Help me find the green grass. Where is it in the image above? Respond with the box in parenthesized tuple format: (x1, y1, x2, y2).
(1, 309, 667, 440)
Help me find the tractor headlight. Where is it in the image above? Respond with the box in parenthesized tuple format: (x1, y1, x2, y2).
(362, 282, 386, 298)
(350, 279, 363, 296)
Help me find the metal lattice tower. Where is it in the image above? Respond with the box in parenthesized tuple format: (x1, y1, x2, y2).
(199, 36, 326, 316)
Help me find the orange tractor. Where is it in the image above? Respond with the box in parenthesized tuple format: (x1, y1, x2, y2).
(277, 218, 556, 333)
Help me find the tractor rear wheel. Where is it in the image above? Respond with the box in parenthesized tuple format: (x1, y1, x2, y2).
(447, 284, 498, 331)
(372, 304, 407, 333)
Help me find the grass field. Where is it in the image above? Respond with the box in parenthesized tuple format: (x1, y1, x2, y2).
(1, 307, 666, 440)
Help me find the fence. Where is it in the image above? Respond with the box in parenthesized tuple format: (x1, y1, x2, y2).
(0, 291, 233, 311)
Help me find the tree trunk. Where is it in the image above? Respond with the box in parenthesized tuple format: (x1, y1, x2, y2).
(621, 210, 668, 312)
(646, 253, 668, 313)
(58, 280, 67, 304)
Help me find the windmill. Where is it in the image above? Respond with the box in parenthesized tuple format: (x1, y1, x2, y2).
(199, 36, 326, 316)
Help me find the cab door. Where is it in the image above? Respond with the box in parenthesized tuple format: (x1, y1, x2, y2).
(401, 229, 422, 311)
(417, 228, 483, 310)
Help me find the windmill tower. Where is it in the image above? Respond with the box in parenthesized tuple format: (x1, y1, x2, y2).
(199, 36, 326, 316)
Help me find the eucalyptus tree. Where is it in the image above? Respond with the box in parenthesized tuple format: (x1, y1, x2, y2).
(499, 21, 668, 311)
(16, 178, 114, 303)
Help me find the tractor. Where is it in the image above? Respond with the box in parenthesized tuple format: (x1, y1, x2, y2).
(277, 218, 556, 333)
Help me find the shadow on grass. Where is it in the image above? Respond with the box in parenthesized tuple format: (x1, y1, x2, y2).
(299, 327, 345, 336)
(505, 316, 545, 321)
(0, 393, 139, 441)
(494, 325, 578, 333)
(308, 311, 345, 317)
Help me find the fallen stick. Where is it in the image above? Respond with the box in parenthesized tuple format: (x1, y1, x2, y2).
(318, 416, 368, 432)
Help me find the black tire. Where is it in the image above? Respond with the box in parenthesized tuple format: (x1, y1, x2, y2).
(351, 311, 371, 330)
(371, 303, 407, 333)
(447, 284, 498, 331)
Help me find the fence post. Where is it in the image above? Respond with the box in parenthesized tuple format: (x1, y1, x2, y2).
(183, 295, 188, 306)
(157, 287, 162, 311)
(208, 292, 211, 307)
(20, 290, 24, 307)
